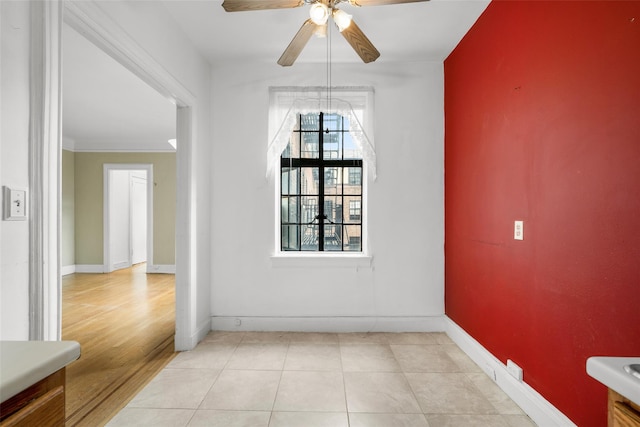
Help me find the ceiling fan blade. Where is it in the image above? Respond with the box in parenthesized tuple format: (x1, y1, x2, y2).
(278, 19, 318, 67)
(222, 0, 304, 12)
(346, 0, 428, 6)
(339, 19, 380, 64)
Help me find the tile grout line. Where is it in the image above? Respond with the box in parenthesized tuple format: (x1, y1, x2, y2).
(188, 335, 242, 423)
(339, 340, 352, 427)
(267, 337, 290, 426)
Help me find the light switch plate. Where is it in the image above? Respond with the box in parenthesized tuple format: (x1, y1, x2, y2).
(3, 186, 27, 221)
(514, 220, 523, 240)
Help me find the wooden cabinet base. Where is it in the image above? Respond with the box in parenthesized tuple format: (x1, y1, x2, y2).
(0, 368, 66, 427)
(610, 389, 640, 427)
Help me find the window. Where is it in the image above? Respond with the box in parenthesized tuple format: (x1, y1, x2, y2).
(281, 113, 362, 252)
(348, 167, 362, 186)
(349, 200, 361, 221)
(268, 87, 375, 259)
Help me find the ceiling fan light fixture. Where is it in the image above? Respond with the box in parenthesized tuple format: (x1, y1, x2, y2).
(222, 0, 423, 66)
(313, 23, 328, 38)
(332, 8, 352, 32)
(309, 2, 329, 25)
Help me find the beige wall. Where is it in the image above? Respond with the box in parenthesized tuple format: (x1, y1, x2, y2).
(74, 152, 176, 266)
(61, 150, 75, 267)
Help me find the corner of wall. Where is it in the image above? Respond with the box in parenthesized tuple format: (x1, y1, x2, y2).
(444, 316, 577, 427)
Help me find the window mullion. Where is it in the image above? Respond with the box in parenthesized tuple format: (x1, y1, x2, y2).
(318, 112, 325, 252)
(340, 116, 345, 251)
(296, 124, 302, 251)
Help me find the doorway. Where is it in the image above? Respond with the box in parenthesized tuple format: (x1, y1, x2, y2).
(103, 165, 153, 273)
(31, 0, 198, 351)
(59, 18, 179, 423)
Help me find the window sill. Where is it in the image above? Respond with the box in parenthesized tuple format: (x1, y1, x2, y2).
(270, 253, 373, 269)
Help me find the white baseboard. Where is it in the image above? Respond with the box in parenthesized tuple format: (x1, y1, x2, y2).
(210, 316, 445, 333)
(175, 317, 211, 351)
(113, 261, 129, 270)
(444, 316, 576, 427)
(195, 318, 211, 345)
(61, 265, 76, 276)
(146, 264, 176, 274)
(69, 264, 176, 274)
(74, 264, 105, 273)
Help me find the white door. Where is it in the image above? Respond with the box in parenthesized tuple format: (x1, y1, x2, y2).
(109, 170, 131, 270)
(130, 171, 147, 264)
(104, 164, 153, 273)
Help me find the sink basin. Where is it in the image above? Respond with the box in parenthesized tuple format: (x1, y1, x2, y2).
(625, 364, 640, 380)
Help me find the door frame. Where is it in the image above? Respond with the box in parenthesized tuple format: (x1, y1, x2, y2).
(31, 0, 199, 350)
(103, 164, 153, 273)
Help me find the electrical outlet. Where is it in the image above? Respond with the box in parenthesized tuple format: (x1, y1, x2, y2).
(514, 220, 524, 240)
(507, 359, 523, 381)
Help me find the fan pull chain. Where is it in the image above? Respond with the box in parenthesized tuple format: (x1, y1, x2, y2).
(326, 20, 331, 117)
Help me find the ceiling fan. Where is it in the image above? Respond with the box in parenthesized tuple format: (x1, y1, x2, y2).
(221, 0, 429, 66)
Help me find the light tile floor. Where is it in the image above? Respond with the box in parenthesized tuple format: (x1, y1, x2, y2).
(107, 331, 537, 427)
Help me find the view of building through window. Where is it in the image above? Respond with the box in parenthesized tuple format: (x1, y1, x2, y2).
(281, 113, 363, 252)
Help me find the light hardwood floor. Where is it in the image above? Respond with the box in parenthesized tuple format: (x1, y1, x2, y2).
(62, 264, 176, 427)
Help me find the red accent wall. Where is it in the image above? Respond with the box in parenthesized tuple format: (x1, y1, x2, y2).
(444, 1, 640, 425)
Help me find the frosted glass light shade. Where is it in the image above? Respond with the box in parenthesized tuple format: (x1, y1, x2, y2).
(333, 9, 352, 32)
(309, 3, 329, 25)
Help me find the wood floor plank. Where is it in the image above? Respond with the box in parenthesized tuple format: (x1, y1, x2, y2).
(62, 264, 176, 427)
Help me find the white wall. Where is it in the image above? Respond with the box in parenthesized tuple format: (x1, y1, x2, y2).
(210, 61, 444, 331)
(0, 2, 31, 339)
(1, 0, 441, 339)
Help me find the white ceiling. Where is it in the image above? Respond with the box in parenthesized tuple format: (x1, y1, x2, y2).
(62, 0, 489, 152)
(62, 22, 177, 152)
(163, 0, 490, 64)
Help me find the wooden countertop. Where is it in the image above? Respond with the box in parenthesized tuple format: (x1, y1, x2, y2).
(0, 341, 81, 403)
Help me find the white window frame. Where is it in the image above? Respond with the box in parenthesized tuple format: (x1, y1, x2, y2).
(268, 87, 374, 267)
